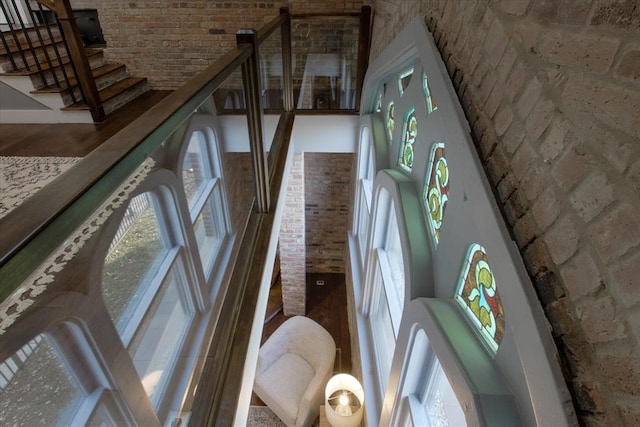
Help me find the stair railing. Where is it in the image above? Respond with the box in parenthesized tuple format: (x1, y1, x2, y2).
(0, 6, 371, 426)
(0, 0, 105, 121)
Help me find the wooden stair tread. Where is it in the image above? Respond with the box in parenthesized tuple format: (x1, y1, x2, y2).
(1, 49, 102, 75)
(63, 77, 147, 110)
(30, 63, 126, 94)
(0, 35, 64, 56)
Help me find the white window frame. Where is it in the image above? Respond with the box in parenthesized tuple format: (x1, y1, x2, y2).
(179, 120, 231, 286)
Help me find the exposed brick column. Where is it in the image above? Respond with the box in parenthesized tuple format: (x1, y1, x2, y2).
(279, 153, 306, 316)
(305, 153, 354, 273)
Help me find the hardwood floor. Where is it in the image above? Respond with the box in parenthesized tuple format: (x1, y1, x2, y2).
(0, 90, 171, 157)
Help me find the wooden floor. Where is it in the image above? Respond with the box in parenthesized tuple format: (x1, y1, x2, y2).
(0, 90, 171, 157)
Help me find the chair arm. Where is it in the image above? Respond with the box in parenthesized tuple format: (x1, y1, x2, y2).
(296, 363, 334, 426)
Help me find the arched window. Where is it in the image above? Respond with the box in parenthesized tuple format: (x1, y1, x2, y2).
(101, 191, 194, 409)
(367, 189, 404, 395)
(181, 127, 230, 280)
(354, 124, 376, 266)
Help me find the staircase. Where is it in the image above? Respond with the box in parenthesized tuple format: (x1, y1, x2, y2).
(0, 23, 149, 123)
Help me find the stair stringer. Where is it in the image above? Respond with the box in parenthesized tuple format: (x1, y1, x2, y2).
(0, 74, 92, 123)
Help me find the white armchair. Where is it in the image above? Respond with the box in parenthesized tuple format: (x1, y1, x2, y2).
(254, 316, 336, 427)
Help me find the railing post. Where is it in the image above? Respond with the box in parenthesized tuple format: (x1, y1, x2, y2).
(237, 29, 270, 213)
(54, 0, 106, 122)
(280, 7, 294, 112)
(355, 5, 372, 112)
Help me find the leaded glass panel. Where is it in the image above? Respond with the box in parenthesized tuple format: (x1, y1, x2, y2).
(399, 108, 417, 172)
(398, 67, 414, 96)
(423, 143, 449, 246)
(454, 244, 505, 352)
(386, 101, 395, 143)
(423, 72, 437, 114)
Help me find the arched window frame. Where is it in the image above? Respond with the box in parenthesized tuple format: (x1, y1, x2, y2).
(360, 169, 432, 413)
(382, 298, 520, 426)
(177, 115, 232, 288)
(352, 15, 574, 427)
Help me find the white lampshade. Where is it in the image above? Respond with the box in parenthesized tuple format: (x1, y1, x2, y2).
(325, 373, 364, 427)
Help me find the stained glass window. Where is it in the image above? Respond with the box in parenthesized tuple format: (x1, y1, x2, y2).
(423, 143, 449, 246)
(386, 101, 395, 143)
(423, 71, 437, 114)
(398, 67, 414, 96)
(398, 107, 417, 172)
(375, 90, 382, 112)
(454, 244, 505, 352)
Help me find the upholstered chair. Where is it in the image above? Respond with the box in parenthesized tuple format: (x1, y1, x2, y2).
(254, 316, 336, 427)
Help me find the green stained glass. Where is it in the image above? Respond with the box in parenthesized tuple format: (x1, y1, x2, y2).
(386, 101, 395, 143)
(375, 90, 382, 112)
(454, 244, 505, 353)
(423, 71, 437, 114)
(423, 143, 449, 246)
(398, 107, 417, 172)
(398, 67, 414, 96)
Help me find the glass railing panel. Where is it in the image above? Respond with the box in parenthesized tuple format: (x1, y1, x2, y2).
(259, 25, 284, 112)
(212, 66, 246, 112)
(291, 16, 360, 110)
(0, 54, 256, 425)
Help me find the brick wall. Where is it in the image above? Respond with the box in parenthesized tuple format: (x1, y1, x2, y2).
(367, 0, 640, 425)
(305, 153, 354, 273)
(279, 153, 306, 315)
(70, 0, 365, 89)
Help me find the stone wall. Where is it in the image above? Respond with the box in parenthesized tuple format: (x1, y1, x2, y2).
(366, 0, 640, 425)
(70, 0, 365, 89)
(279, 153, 306, 315)
(305, 153, 354, 273)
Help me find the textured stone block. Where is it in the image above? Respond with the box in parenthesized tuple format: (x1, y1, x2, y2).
(520, 164, 549, 202)
(544, 215, 579, 265)
(612, 251, 640, 307)
(525, 97, 555, 141)
(516, 77, 542, 119)
(589, 204, 640, 263)
(513, 211, 538, 248)
(563, 74, 640, 138)
(494, 105, 514, 136)
(617, 48, 640, 80)
(530, 0, 592, 25)
(551, 147, 590, 191)
(536, 30, 620, 73)
(598, 352, 640, 396)
(540, 117, 570, 162)
(501, 120, 525, 155)
(560, 249, 603, 299)
(576, 296, 626, 344)
(569, 172, 615, 222)
(510, 138, 537, 180)
(532, 186, 561, 231)
(506, 59, 527, 101)
(497, 0, 530, 16)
